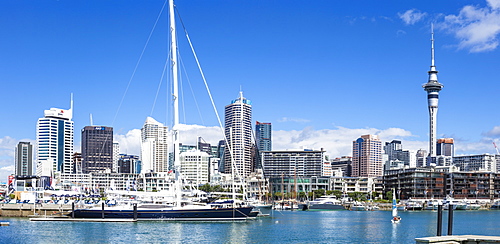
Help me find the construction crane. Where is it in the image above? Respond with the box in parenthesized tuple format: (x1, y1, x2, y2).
(493, 142, 500, 155)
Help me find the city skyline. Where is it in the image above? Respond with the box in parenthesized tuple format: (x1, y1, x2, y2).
(2, 0, 500, 181)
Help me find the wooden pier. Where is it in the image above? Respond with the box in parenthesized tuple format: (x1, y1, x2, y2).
(416, 235, 500, 243)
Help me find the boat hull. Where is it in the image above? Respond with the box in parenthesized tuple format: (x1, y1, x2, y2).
(69, 207, 256, 221)
(307, 204, 345, 211)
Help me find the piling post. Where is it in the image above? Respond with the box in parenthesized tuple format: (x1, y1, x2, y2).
(437, 203, 443, 236)
(101, 202, 105, 219)
(133, 204, 138, 220)
(447, 205, 453, 235)
(71, 202, 75, 219)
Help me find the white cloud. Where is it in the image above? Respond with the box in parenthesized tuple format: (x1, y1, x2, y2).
(114, 129, 142, 155)
(398, 9, 427, 25)
(176, 124, 224, 146)
(442, 1, 500, 52)
(488, 0, 500, 10)
(113, 124, 224, 157)
(0, 165, 14, 183)
(273, 126, 421, 157)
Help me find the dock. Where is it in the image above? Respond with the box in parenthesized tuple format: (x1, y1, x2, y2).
(416, 235, 500, 244)
(29, 218, 137, 222)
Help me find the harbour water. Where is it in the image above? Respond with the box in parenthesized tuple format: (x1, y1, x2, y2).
(1, 210, 499, 243)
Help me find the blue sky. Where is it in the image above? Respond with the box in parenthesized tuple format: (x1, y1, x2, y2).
(1, 0, 500, 181)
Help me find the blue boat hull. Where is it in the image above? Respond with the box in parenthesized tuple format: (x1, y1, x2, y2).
(69, 207, 256, 221)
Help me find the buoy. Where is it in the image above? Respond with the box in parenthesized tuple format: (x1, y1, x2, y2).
(275, 221, 279, 224)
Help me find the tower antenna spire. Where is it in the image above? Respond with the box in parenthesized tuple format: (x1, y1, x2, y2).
(431, 23, 435, 68)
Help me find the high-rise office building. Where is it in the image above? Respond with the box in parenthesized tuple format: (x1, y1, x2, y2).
(36, 99, 74, 176)
(15, 142, 33, 176)
(113, 142, 120, 173)
(416, 149, 427, 168)
(118, 154, 140, 174)
(256, 121, 272, 152)
(180, 149, 210, 185)
(224, 91, 253, 178)
(423, 27, 444, 165)
(81, 126, 113, 173)
(141, 117, 169, 173)
(352, 134, 383, 177)
(437, 138, 454, 157)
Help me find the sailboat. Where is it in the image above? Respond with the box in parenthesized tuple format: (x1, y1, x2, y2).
(391, 190, 401, 223)
(69, 0, 257, 221)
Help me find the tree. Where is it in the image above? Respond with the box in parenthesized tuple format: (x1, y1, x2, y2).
(386, 191, 393, 200)
(314, 189, 325, 198)
(298, 191, 307, 201)
(198, 183, 212, 193)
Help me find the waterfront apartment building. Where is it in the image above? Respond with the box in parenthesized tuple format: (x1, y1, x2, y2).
(223, 92, 254, 178)
(383, 167, 500, 200)
(141, 117, 169, 173)
(81, 126, 113, 173)
(36, 100, 74, 176)
(352, 135, 383, 177)
(269, 176, 383, 198)
(262, 149, 327, 178)
(180, 149, 210, 185)
(256, 121, 272, 152)
(452, 154, 497, 172)
(15, 142, 33, 176)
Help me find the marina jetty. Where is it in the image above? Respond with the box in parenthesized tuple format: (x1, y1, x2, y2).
(0, 203, 72, 217)
(416, 235, 500, 243)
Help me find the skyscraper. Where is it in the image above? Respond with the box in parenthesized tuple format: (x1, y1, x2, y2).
(423, 26, 444, 165)
(15, 142, 33, 176)
(141, 117, 169, 173)
(436, 138, 454, 157)
(81, 126, 113, 173)
(224, 91, 253, 178)
(352, 134, 383, 177)
(36, 98, 74, 176)
(256, 121, 272, 152)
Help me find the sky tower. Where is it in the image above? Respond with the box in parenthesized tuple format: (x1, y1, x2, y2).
(423, 25, 444, 163)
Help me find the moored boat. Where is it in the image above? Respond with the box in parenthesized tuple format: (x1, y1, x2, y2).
(302, 195, 345, 211)
(350, 202, 367, 211)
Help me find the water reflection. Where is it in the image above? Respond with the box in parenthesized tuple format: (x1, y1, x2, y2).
(2, 211, 500, 243)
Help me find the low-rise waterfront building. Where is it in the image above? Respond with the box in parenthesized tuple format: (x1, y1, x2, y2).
(453, 154, 497, 172)
(383, 167, 500, 200)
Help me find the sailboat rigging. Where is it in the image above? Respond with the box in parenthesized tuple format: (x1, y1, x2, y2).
(68, 0, 257, 221)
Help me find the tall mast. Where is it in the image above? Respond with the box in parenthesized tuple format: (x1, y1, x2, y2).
(169, 0, 181, 207)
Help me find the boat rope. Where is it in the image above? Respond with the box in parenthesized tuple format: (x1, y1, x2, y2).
(176, 8, 243, 200)
(150, 54, 169, 117)
(234, 208, 249, 218)
(112, 0, 168, 126)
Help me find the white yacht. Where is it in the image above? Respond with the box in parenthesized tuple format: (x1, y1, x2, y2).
(302, 195, 345, 211)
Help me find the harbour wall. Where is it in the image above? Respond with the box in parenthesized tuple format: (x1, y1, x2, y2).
(0, 204, 72, 217)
